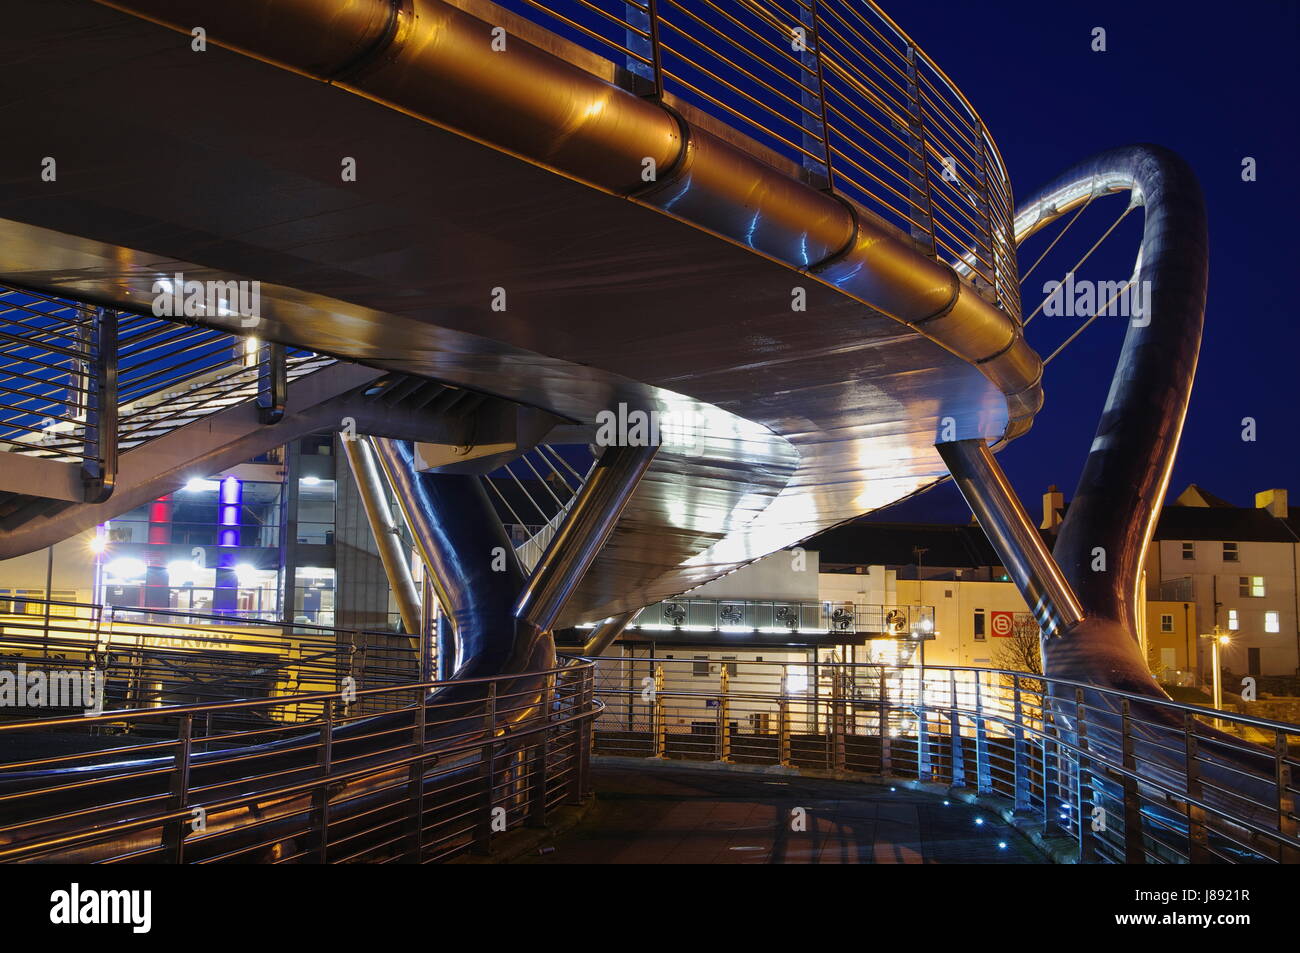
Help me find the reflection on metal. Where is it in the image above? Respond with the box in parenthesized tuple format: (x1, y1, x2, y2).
(1012, 146, 1208, 693)
(89, 0, 1038, 428)
(936, 438, 1084, 638)
(341, 435, 421, 639)
(580, 609, 639, 656)
(516, 444, 658, 634)
(256, 340, 286, 424)
(371, 437, 551, 678)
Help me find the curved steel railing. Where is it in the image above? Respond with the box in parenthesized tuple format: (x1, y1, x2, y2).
(0, 658, 599, 863)
(590, 657, 1300, 863)
(490, 0, 1019, 318)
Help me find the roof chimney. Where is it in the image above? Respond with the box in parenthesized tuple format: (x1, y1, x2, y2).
(1041, 484, 1064, 531)
(1256, 488, 1288, 519)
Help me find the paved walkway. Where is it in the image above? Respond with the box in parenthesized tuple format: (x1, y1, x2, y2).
(524, 763, 1040, 863)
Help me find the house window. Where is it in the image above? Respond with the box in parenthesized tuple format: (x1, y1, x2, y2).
(1265, 612, 1280, 634)
(692, 656, 709, 677)
(973, 609, 986, 641)
(1239, 576, 1265, 597)
(1223, 542, 1239, 562)
(1228, 609, 1239, 631)
(1160, 614, 1174, 633)
(1181, 542, 1194, 560)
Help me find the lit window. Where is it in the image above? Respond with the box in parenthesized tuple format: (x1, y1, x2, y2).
(1239, 576, 1265, 597)
(1228, 609, 1239, 631)
(1223, 542, 1239, 562)
(1160, 614, 1174, 633)
(1181, 542, 1194, 560)
(1265, 612, 1280, 634)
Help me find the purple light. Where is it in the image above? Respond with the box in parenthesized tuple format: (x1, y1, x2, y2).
(219, 476, 242, 547)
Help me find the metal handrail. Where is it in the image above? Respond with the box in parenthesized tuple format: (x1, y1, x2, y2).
(0, 658, 600, 863)
(490, 0, 1018, 318)
(588, 657, 1300, 863)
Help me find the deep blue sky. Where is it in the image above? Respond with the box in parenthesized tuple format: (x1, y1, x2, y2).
(874, 0, 1300, 522)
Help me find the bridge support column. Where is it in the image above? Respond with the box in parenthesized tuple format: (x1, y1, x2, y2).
(342, 436, 421, 639)
(370, 438, 542, 681)
(516, 444, 658, 634)
(581, 609, 640, 656)
(936, 439, 1084, 638)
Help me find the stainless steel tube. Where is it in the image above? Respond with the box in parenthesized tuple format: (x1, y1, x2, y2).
(936, 438, 1085, 637)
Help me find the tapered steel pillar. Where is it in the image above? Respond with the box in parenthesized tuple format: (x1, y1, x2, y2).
(516, 444, 658, 634)
(371, 437, 549, 680)
(581, 609, 640, 656)
(342, 436, 421, 638)
(936, 438, 1084, 638)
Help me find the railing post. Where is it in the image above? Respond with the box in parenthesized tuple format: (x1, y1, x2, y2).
(1119, 699, 1146, 864)
(717, 666, 731, 763)
(473, 683, 498, 854)
(948, 669, 964, 787)
(1042, 717, 1061, 837)
(528, 675, 553, 827)
(567, 668, 592, 805)
(163, 714, 193, 863)
(1183, 712, 1212, 863)
(778, 696, 791, 767)
(81, 306, 117, 503)
(974, 675, 991, 793)
(878, 666, 892, 777)
(1074, 689, 1096, 862)
(653, 664, 666, 758)
(312, 703, 334, 864)
(831, 669, 846, 772)
(916, 703, 931, 781)
(1012, 676, 1031, 812)
(256, 340, 286, 424)
(1275, 730, 1298, 863)
(903, 47, 938, 257)
(406, 692, 427, 860)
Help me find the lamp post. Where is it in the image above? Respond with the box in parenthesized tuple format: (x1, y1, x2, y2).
(1199, 626, 1230, 729)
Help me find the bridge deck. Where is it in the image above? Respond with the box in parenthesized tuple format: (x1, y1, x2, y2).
(523, 762, 1037, 864)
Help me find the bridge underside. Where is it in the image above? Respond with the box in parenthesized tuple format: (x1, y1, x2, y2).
(0, 0, 1014, 625)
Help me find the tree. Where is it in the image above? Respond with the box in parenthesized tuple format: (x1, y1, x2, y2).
(992, 613, 1045, 725)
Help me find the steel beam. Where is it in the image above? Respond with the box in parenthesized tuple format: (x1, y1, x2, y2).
(371, 437, 549, 679)
(516, 444, 658, 634)
(81, 306, 117, 503)
(581, 609, 640, 656)
(341, 435, 421, 639)
(257, 340, 287, 424)
(936, 438, 1084, 637)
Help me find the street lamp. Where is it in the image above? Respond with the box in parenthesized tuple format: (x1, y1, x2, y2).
(1199, 626, 1231, 728)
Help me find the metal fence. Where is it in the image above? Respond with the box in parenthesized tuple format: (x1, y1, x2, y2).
(0, 283, 331, 491)
(591, 657, 1300, 863)
(493, 0, 1018, 318)
(0, 598, 419, 726)
(0, 658, 597, 863)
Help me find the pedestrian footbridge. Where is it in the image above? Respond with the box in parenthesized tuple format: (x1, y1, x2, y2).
(0, 0, 1290, 864)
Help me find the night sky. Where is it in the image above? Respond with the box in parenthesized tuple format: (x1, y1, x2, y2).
(874, 0, 1299, 523)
